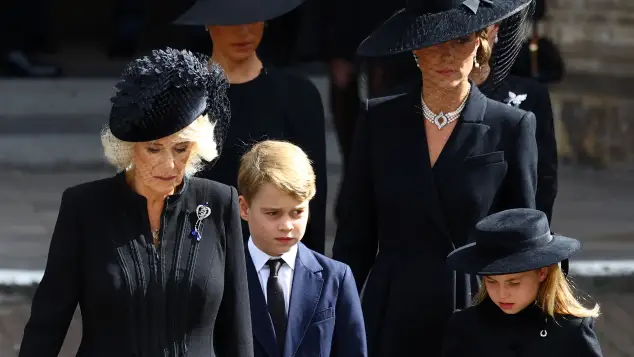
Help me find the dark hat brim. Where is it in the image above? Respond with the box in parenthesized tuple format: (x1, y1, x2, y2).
(357, 0, 532, 57)
(446, 234, 581, 275)
(173, 0, 305, 26)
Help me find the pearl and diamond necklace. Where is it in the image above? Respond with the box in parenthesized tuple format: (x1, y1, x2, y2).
(421, 92, 469, 130)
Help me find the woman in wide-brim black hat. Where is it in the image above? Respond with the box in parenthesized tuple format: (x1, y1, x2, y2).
(332, 0, 540, 355)
(18, 48, 254, 357)
(443, 208, 603, 357)
(173, 0, 328, 255)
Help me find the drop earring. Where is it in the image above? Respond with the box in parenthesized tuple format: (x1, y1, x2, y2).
(494, 34, 499, 44)
(413, 53, 419, 67)
(473, 57, 479, 68)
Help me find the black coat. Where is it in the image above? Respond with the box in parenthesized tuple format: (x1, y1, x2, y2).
(19, 173, 254, 357)
(443, 298, 603, 357)
(332, 83, 538, 357)
(199, 68, 327, 254)
(482, 75, 558, 222)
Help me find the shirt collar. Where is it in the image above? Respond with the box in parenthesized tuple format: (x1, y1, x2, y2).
(248, 237, 298, 272)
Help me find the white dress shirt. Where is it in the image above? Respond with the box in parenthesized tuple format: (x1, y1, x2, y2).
(247, 237, 297, 313)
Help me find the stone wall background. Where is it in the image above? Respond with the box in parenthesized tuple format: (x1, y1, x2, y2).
(542, 0, 634, 170)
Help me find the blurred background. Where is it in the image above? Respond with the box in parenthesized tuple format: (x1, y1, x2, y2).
(1, 0, 634, 355)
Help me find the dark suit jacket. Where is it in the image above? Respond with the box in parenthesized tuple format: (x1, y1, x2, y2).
(443, 298, 603, 357)
(246, 243, 367, 357)
(333, 83, 538, 357)
(19, 173, 253, 357)
(481, 75, 558, 222)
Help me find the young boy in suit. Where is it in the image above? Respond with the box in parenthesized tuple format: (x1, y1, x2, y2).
(238, 140, 367, 357)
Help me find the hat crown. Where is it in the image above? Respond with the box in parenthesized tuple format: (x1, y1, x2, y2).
(474, 208, 552, 251)
(406, 0, 472, 14)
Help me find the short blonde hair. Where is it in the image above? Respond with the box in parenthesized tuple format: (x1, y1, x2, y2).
(474, 264, 600, 319)
(238, 140, 316, 203)
(100, 115, 218, 176)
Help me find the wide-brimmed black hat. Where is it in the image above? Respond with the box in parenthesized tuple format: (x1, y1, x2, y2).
(174, 0, 305, 26)
(109, 47, 230, 149)
(357, 0, 533, 57)
(447, 208, 580, 275)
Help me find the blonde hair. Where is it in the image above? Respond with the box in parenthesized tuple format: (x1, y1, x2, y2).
(238, 140, 316, 203)
(100, 115, 217, 176)
(474, 264, 600, 319)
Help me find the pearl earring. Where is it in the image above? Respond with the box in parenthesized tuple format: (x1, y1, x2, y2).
(413, 53, 419, 67)
(473, 57, 479, 68)
(494, 34, 499, 44)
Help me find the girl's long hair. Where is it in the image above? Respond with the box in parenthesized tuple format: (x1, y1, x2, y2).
(473, 264, 600, 318)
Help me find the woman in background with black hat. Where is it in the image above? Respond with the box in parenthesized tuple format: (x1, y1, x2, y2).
(333, 0, 538, 355)
(471, 24, 559, 223)
(444, 208, 603, 356)
(19, 48, 253, 357)
(174, 0, 328, 254)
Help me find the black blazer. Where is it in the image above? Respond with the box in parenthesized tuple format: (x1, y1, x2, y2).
(19, 173, 254, 357)
(482, 75, 558, 222)
(443, 298, 603, 357)
(332, 83, 538, 357)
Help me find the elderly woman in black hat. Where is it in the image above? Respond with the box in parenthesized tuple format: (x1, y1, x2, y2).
(174, 0, 328, 254)
(19, 48, 253, 357)
(471, 23, 559, 223)
(332, 0, 538, 355)
(444, 208, 603, 357)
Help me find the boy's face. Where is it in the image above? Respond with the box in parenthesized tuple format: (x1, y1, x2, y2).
(239, 183, 309, 256)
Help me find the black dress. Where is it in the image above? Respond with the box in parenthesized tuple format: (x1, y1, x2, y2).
(19, 173, 253, 357)
(443, 298, 603, 357)
(481, 75, 558, 222)
(332, 83, 538, 357)
(198, 68, 327, 253)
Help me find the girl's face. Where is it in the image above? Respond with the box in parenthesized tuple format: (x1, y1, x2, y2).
(483, 268, 548, 314)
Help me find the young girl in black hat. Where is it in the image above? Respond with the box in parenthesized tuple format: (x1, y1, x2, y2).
(444, 208, 603, 357)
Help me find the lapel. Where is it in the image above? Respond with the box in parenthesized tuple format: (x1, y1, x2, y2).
(245, 249, 280, 357)
(401, 84, 490, 243)
(284, 243, 324, 357)
(434, 84, 490, 171)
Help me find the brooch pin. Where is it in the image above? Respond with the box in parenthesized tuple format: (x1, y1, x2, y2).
(505, 91, 527, 107)
(191, 203, 211, 241)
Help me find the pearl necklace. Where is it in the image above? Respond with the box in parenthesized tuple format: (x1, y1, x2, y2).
(421, 94, 468, 130)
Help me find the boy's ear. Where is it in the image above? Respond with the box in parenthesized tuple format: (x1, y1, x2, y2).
(238, 195, 250, 221)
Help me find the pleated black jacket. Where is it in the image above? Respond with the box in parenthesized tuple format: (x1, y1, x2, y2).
(19, 173, 254, 357)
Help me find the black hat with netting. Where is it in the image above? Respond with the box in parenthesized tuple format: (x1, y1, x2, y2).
(358, 0, 534, 91)
(108, 47, 230, 155)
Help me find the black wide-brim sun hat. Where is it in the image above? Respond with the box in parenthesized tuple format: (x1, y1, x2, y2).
(357, 0, 533, 57)
(447, 208, 581, 276)
(174, 0, 306, 26)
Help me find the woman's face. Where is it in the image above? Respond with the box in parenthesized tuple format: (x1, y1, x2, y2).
(483, 268, 548, 315)
(131, 134, 194, 196)
(208, 23, 265, 62)
(413, 33, 480, 89)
